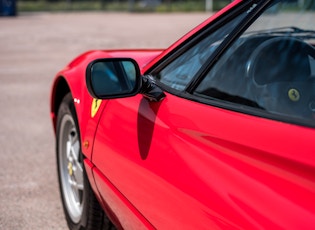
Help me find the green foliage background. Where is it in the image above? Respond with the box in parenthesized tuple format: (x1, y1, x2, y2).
(17, 0, 233, 12)
(17, 0, 315, 12)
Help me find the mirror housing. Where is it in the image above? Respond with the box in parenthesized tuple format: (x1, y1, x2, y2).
(86, 58, 142, 99)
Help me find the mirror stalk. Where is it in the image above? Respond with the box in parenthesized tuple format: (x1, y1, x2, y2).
(141, 75, 166, 102)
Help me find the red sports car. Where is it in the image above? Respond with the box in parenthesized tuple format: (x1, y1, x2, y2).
(50, 0, 315, 229)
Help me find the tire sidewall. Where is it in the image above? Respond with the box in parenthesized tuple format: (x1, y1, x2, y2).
(56, 93, 88, 230)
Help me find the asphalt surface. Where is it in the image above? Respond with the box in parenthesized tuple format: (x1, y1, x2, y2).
(0, 12, 209, 229)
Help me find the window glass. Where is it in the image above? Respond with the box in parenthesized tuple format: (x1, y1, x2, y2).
(195, 0, 315, 122)
(155, 10, 248, 91)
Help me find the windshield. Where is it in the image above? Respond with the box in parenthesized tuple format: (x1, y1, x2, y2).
(245, 1, 315, 45)
(195, 0, 315, 124)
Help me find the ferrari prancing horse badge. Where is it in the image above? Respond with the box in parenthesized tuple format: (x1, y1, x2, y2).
(288, 88, 300, 102)
(91, 98, 102, 118)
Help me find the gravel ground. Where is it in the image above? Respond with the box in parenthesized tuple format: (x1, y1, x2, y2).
(0, 12, 209, 229)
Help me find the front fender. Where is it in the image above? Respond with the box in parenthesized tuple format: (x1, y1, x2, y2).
(50, 49, 163, 160)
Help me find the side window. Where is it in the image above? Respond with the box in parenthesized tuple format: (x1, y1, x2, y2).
(194, 1, 315, 123)
(154, 11, 248, 91)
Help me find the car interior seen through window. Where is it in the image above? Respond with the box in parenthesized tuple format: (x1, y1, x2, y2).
(194, 1, 315, 123)
(155, 9, 248, 91)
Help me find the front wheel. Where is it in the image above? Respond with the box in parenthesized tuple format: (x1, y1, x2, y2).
(56, 93, 114, 230)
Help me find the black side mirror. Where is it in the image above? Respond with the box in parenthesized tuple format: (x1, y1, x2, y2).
(86, 58, 142, 99)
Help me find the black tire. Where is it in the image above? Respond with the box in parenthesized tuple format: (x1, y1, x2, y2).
(56, 93, 114, 230)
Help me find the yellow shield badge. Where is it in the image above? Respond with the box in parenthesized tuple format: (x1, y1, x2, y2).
(91, 98, 102, 118)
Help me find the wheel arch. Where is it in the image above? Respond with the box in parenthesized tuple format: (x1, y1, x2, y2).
(50, 73, 92, 157)
(50, 76, 71, 133)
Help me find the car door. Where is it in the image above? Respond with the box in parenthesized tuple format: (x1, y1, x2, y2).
(92, 1, 315, 229)
(92, 94, 315, 230)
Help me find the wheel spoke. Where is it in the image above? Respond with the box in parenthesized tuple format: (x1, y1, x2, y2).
(66, 140, 71, 160)
(71, 139, 80, 162)
(68, 178, 81, 204)
(69, 136, 83, 191)
(73, 163, 84, 190)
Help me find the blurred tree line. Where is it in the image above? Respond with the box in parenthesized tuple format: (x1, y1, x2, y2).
(18, 0, 233, 12)
(27, 0, 315, 8)
(17, 0, 315, 12)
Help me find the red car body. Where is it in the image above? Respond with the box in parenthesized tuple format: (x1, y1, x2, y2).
(50, 0, 315, 229)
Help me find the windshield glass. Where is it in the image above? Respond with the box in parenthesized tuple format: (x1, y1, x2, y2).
(246, 1, 315, 43)
(195, 0, 315, 124)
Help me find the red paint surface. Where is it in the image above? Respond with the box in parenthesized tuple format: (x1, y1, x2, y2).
(92, 93, 315, 229)
(51, 0, 315, 228)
